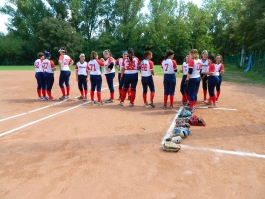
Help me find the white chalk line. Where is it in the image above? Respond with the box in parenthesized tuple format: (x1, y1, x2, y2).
(161, 106, 183, 145)
(181, 145, 265, 159)
(0, 84, 118, 137)
(0, 84, 118, 123)
(162, 107, 265, 159)
(196, 106, 236, 111)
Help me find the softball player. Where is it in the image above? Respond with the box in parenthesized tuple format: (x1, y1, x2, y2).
(43, 52, 56, 100)
(34, 52, 47, 100)
(140, 51, 155, 107)
(185, 49, 202, 111)
(179, 54, 190, 106)
(120, 48, 140, 107)
(58, 46, 74, 100)
(88, 51, 105, 105)
(200, 50, 209, 102)
(161, 50, 178, 110)
(103, 49, 115, 103)
(75, 53, 89, 101)
(204, 55, 219, 107)
(215, 54, 225, 102)
(115, 51, 131, 100)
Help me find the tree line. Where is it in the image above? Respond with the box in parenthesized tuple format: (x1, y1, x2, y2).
(0, 0, 264, 65)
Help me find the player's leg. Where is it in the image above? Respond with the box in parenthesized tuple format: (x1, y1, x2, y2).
(96, 75, 103, 104)
(141, 77, 148, 105)
(90, 75, 96, 102)
(78, 75, 84, 99)
(148, 76, 155, 107)
(83, 75, 88, 101)
(35, 73, 42, 99)
(202, 75, 208, 102)
(163, 74, 170, 108)
(120, 74, 129, 104)
(207, 76, 218, 107)
(180, 75, 187, 104)
(129, 73, 138, 106)
(187, 78, 197, 110)
(169, 74, 176, 108)
(65, 71, 71, 97)
(118, 73, 122, 100)
(39, 72, 47, 99)
(105, 73, 115, 103)
(59, 71, 66, 99)
(216, 76, 222, 102)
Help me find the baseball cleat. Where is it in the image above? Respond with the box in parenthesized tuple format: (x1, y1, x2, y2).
(77, 96, 83, 100)
(65, 95, 70, 99)
(83, 97, 87, 101)
(149, 102, 155, 108)
(105, 99, 114, 103)
(129, 103, 134, 107)
(144, 102, 149, 107)
(163, 106, 167, 110)
(119, 102, 124, 106)
(98, 101, 105, 106)
(59, 96, 66, 100)
(38, 97, 44, 100)
(169, 106, 173, 110)
(48, 96, 56, 101)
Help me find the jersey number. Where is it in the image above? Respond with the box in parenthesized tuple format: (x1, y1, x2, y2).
(64, 59, 70, 65)
(164, 64, 169, 71)
(90, 64, 96, 71)
(42, 62, 48, 69)
(34, 62, 39, 68)
(141, 64, 147, 71)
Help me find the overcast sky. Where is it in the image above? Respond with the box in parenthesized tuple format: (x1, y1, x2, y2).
(0, 0, 202, 34)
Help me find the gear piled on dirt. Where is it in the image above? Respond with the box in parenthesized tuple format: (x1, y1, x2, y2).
(179, 109, 192, 118)
(189, 115, 206, 126)
(171, 136, 182, 144)
(175, 117, 191, 129)
(171, 127, 190, 138)
(162, 138, 181, 152)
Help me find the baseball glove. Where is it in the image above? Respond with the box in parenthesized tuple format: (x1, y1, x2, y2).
(162, 138, 181, 152)
(171, 127, 190, 138)
(189, 115, 206, 126)
(179, 109, 192, 118)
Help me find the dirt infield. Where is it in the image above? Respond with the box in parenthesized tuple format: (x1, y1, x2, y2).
(0, 71, 265, 199)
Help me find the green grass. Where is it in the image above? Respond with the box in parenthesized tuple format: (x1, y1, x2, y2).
(154, 65, 183, 78)
(222, 64, 265, 85)
(0, 65, 33, 70)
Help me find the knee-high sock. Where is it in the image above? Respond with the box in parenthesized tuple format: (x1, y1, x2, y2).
(217, 91, 220, 99)
(121, 89, 127, 102)
(84, 90, 88, 97)
(41, 89, 46, 97)
(170, 95, 174, 106)
(80, 90, 84, 97)
(164, 95, 168, 106)
(97, 91, 101, 102)
(47, 91, 51, 97)
(66, 86, 70, 96)
(37, 89, 41, 97)
(130, 91, 136, 104)
(127, 88, 131, 96)
(150, 92, 155, 102)
(61, 87, 66, 96)
(90, 91, 94, 101)
(143, 94, 147, 103)
(110, 92, 114, 100)
(203, 90, 207, 100)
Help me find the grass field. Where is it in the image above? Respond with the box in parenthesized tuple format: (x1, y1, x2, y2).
(1, 64, 264, 84)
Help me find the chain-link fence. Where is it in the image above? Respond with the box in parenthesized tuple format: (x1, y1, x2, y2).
(225, 51, 265, 76)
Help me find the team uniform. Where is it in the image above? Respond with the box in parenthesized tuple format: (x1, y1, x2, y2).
(34, 59, 47, 100)
(58, 54, 73, 99)
(104, 57, 115, 102)
(120, 57, 140, 106)
(180, 61, 189, 104)
(187, 58, 202, 110)
(43, 58, 55, 100)
(115, 58, 131, 99)
(215, 63, 225, 101)
(207, 63, 220, 106)
(161, 58, 178, 108)
(88, 59, 105, 104)
(200, 59, 209, 101)
(75, 61, 89, 100)
(140, 59, 155, 106)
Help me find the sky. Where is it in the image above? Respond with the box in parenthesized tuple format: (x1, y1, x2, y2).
(0, 0, 202, 34)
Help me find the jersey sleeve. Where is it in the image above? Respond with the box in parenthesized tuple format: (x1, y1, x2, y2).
(209, 63, 215, 73)
(59, 55, 64, 62)
(50, 60, 55, 68)
(75, 64, 78, 70)
(108, 57, 114, 63)
(86, 63, 90, 71)
(96, 60, 105, 66)
(172, 60, 177, 69)
(188, 59, 194, 68)
(220, 64, 225, 71)
(115, 59, 119, 65)
(149, 60, 154, 70)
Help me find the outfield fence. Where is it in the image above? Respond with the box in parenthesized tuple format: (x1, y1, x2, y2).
(225, 51, 265, 76)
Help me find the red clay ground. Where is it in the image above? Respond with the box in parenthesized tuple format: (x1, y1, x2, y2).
(0, 71, 265, 199)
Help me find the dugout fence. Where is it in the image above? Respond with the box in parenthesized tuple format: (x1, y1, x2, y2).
(225, 51, 265, 76)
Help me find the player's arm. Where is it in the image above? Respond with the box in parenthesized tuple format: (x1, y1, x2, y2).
(97, 60, 105, 67)
(204, 64, 214, 76)
(107, 58, 114, 72)
(220, 64, 225, 75)
(172, 60, 178, 73)
(186, 59, 194, 81)
(50, 60, 56, 71)
(75, 64, 79, 81)
(58, 55, 63, 70)
(115, 59, 119, 71)
(149, 60, 155, 76)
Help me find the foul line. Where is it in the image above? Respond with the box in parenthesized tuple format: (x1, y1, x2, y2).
(196, 106, 236, 111)
(0, 84, 118, 123)
(161, 106, 183, 145)
(162, 106, 265, 159)
(181, 145, 265, 159)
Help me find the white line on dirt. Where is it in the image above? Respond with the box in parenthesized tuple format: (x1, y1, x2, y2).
(195, 106, 237, 111)
(181, 145, 265, 159)
(161, 106, 183, 145)
(0, 84, 118, 123)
